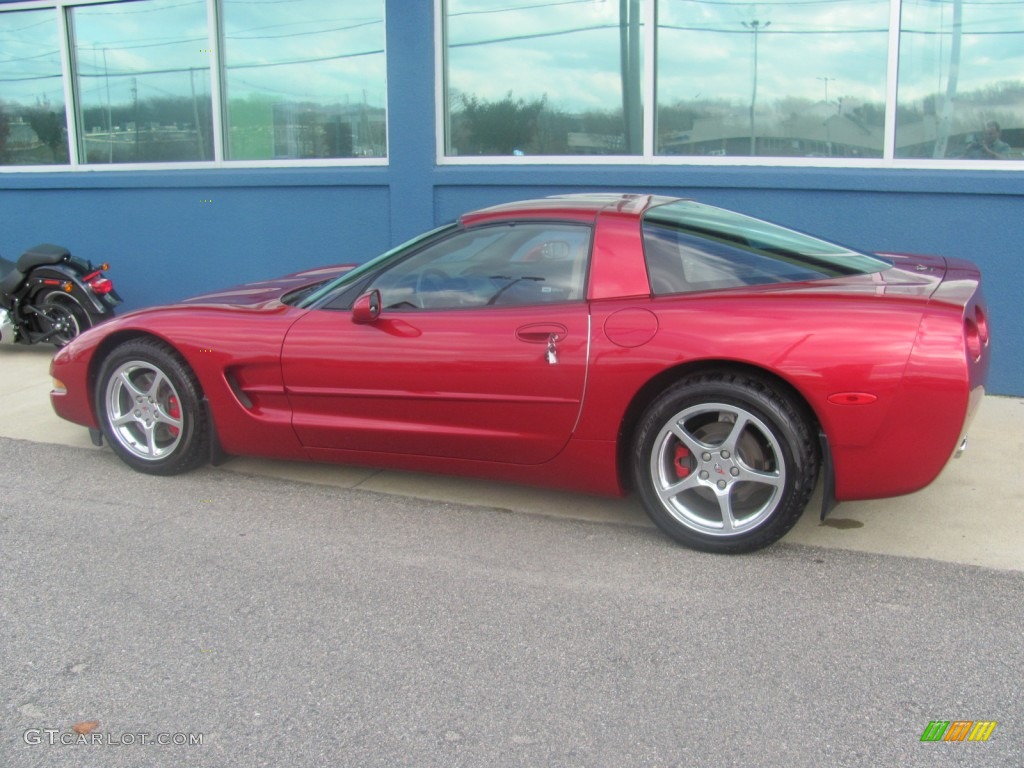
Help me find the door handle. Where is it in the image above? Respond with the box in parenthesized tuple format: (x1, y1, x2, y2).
(516, 323, 567, 365)
(515, 323, 567, 343)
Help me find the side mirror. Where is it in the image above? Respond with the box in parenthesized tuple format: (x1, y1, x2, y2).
(351, 289, 381, 324)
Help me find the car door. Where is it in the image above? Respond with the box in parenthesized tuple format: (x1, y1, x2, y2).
(280, 221, 592, 465)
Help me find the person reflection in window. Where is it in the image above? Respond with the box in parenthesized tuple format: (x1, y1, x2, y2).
(964, 122, 1011, 159)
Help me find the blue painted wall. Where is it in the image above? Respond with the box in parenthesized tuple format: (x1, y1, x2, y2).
(1, 0, 1021, 394)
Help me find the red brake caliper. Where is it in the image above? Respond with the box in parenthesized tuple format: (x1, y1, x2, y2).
(673, 444, 691, 479)
(167, 396, 180, 437)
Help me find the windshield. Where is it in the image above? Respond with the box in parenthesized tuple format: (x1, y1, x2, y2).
(643, 200, 889, 295)
(297, 223, 458, 309)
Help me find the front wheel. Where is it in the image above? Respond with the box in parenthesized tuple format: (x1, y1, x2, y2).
(96, 338, 209, 475)
(633, 372, 819, 554)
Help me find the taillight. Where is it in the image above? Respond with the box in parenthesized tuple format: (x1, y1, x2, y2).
(82, 263, 110, 282)
(88, 276, 114, 295)
(965, 317, 982, 361)
(974, 305, 989, 346)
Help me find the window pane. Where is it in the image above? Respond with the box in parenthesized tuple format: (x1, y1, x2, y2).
(72, 0, 213, 164)
(897, 0, 1023, 160)
(0, 9, 69, 166)
(372, 224, 592, 309)
(445, 0, 644, 157)
(221, 0, 386, 160)
(656, 0, 889, 158)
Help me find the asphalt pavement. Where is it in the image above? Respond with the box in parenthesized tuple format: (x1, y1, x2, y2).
(2, 437, 1022, 767)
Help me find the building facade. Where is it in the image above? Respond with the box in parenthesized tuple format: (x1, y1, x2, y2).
(1, 0, 1022, 393)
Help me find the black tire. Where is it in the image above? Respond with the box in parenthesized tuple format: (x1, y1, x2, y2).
(34, 290, 90, 347)
(633, 372, 819, 554)
(95, 338, 209, 475)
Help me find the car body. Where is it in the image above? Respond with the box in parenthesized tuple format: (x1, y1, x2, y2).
(50, 194, 990, 552)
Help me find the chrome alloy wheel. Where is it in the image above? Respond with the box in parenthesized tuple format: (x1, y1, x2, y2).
(649, 402, 786, 537)
(104, 360, 184, 461)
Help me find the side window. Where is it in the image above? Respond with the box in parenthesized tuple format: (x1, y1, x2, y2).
(644, 224, 851, 295)
(371, 223, 591, 310)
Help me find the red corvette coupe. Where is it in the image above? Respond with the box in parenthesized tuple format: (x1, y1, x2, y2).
(50, 194, 990, 553)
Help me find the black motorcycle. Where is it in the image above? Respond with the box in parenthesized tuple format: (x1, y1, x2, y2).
(0, 244, 121, 347)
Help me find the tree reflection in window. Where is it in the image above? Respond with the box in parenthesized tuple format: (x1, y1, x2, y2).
(897, 0, 1023, 160)
(445, 0, 643, 157)
(221, 0, 386, 160)
(656, 0, 889, 159)
(0, 8, 69, 165)
(71, 0, 213, 164)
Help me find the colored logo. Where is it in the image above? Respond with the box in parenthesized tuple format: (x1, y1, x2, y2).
(920, 720, 996, 742)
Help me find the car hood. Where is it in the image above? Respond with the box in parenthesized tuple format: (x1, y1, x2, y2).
(179, 264, 354, 308)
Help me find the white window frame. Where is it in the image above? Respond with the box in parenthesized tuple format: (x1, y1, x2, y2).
(434, 0, 1022, 172)
(0, 0, 389, 172)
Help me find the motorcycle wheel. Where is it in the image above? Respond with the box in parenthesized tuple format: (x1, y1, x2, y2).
(35, 290, 90, 347)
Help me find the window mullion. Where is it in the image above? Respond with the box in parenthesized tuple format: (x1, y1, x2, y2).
(57, 5, 81, 166)
(643, 0, 656, 159)
(435, 0, 448, 161)
(206, 0, 225, 163)
(883, 0, 902, 162)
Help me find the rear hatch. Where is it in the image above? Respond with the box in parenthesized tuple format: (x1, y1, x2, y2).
(875, 252, 946, 293)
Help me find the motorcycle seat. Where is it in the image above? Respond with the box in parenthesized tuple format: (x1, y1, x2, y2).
(0, 255, 22, 295)
(17, 243, 70, 271)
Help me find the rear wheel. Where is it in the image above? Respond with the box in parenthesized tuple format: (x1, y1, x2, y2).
(96, 338, 209, 475)
(34, 290, 90, 347)
(633, 372, 818, 553)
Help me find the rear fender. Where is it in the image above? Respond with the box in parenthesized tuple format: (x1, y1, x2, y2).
(28, 265, 110, 316)
(830, 279, 989, 501)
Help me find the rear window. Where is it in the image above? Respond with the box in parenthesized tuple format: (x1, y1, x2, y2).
(642, 200, 889, 295)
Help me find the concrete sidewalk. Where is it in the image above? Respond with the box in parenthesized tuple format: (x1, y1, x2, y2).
(2, 343, 1022, 571)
